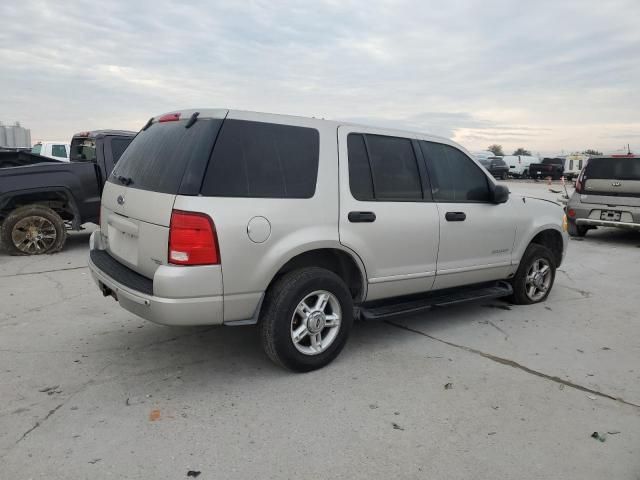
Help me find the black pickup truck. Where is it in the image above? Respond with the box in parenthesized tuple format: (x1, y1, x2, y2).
(529, 157, 565, 180)
(0, 130, 135, 255)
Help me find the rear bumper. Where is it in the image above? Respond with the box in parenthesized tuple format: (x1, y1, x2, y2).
(88, 231, 224, 326)
(576, 218, 640, 230)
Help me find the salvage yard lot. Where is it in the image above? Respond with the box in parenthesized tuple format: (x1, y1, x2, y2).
(1, 181, 639, 479)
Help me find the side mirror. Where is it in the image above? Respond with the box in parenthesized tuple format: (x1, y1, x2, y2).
(492, 184, 510, 204)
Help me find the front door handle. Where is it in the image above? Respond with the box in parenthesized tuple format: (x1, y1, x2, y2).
(348, 211, 376, 223)
(445, 211, 466, 222)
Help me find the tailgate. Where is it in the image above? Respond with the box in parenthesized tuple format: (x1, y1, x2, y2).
(101, 182, 175, 279)
(582, 179, 640, 207)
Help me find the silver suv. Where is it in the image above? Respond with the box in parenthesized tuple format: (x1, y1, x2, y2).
(567, 154, 640, 237)
(89, 109, 568, 371)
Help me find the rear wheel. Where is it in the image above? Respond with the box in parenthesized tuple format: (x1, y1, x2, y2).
(1, 205, 67, 255)
(568, 221, 588, 237)
(259, 268, 353, 372)
(510, 244, 556, 305)
(501, 171, 508, 180)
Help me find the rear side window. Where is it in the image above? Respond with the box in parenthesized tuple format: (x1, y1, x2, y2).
(51, 145, 67, 158)
(586, 158, 640, 180)
(347, 134, 374, 201)
(201, 119, 319, 198)
(347, 133, 423, 201)
(111, 119, 221, 194)
(420, 141, 490, 202)
(110, 137, 132, 164)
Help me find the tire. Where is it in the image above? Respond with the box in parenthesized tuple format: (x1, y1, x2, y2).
(522, 169, 529, 179)
(0, 205, 67, 255)
(567, 221, 588, 237)
(501, 171, 508, 180)
(259, 267, 354, 372)
(509, 244, 556, 305)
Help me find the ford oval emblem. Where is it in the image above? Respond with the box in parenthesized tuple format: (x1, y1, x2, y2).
(117, 195, 125, 205)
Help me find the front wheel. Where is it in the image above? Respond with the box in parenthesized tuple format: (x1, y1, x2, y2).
(259, 268, 354, 372)
(1, 205, 67, 255)
(510, 244, 556, 305)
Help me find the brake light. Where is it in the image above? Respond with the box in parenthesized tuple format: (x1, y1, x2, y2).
(158, 113, 181, 123)
(168, 210, 219, 265)
(567, 209, 576, 218)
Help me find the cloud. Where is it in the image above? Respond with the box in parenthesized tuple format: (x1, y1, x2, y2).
(0, 0, 638, 153)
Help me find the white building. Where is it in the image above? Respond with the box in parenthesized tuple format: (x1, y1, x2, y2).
(0, 122, 32, 148)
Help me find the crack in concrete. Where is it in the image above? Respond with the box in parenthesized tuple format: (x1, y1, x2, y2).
(15, 403, 64, 445)
(479, 320, 509, 340)
(0, 265, 88, 279)
(385, 320, 640, 409)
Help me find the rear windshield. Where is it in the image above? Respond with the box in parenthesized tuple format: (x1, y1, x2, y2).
(586, 158, 640, 180)
(109, 118, 222, 194)
(70, 137, 96, 162)
(543, 158, 563, 165)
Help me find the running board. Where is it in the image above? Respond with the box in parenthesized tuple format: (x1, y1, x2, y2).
(359, 281, 513, 321)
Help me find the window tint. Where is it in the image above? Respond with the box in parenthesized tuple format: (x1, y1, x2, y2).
(110, 137, 132, 164)
(111, 118, 222, 194)
(420, 141, 491, 202)
(365, 134, 422, 200)
(202, 119, 319, 198)
(586, 158, 640, 180)
(347, 134, 374, 201)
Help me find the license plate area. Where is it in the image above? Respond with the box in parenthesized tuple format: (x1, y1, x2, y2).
(601, 210, 621, 221)
(107, 224, 139, 266)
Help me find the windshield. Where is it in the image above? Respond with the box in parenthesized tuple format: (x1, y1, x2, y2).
(110, 118, 222, 194)
(70, 137, 96, 162)
(586, 157, 640, 180)
(32, 144, 42, 154)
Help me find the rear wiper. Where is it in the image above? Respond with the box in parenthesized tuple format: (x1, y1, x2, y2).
(117, 175, 133, 185)
(185, 111, 200, 128)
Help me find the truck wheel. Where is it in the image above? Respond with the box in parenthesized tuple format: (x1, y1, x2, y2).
(1, 205, 67, 255)
(522, 169, 529, 178)
(259, 267, 354, 372)
(568, 221, 588, 237)
(501, 172, 508, 180)
(509, 244, 556, 305)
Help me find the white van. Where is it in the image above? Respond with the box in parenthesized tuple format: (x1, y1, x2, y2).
(32, 141, 70, 161)
(502, 155, 538, 178)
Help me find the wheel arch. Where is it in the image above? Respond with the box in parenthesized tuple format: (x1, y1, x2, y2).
(265, 245, 368, 304)
(524, 226, 565, 267)
(0, 187, 81, 227)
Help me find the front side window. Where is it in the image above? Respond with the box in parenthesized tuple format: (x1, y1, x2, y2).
(51, 145, 67, 158)
(346, 133, 423, 201)
(202, 119, 319, 198)
(32, 144, 42, 154)
(420, 141, 491, 202)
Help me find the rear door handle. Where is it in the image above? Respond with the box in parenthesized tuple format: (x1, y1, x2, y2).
(445, 211, 466, 222)
(348, 211, 376, 223)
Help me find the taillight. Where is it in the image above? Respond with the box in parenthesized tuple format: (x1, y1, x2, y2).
(168, 210, 219, 265)
(567, 209, 576, 218)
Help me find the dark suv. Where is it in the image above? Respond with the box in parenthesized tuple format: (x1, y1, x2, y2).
(479, 157, 509, 180)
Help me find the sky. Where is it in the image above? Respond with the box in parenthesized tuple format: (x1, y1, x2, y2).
(1, 0, 638, 156)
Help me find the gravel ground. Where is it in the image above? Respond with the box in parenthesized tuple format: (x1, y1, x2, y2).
(1, 180, 639, 479)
